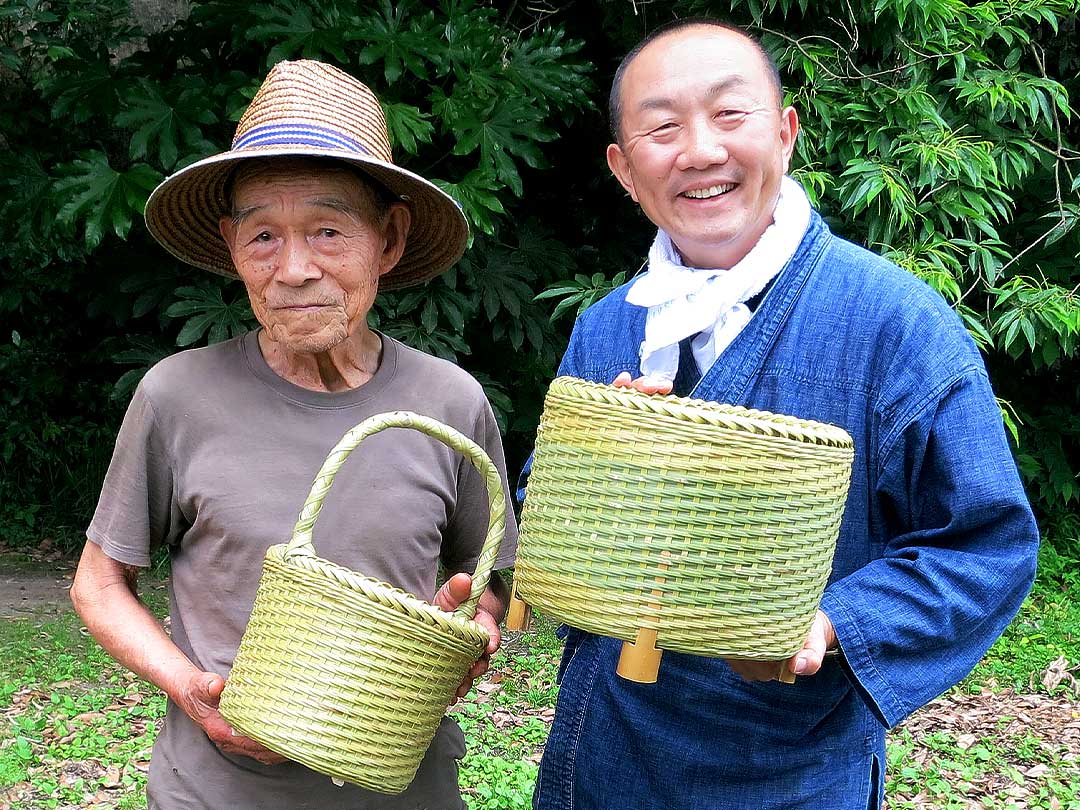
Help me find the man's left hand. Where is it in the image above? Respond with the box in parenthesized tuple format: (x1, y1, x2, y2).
(725, 610, 837, 682)
(433, 572, 503, 702)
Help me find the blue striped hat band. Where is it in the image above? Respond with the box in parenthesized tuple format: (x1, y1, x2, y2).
(232, 122, 370, 155)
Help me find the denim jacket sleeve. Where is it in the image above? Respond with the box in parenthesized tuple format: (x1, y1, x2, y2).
(820, 363, 1039, 729)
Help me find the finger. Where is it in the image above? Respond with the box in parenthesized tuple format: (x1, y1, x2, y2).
(634, 376, 673, 395)
(726, 659, 784, 682)
(472, 610, 501, 654)
(792, 617, 829, 676)
(468, 658, 490, 680)
(203, 673, 226, 702)
(612, 372, 634, 387)
(433, 572, 472, 613)
(218, 733, 287, 764)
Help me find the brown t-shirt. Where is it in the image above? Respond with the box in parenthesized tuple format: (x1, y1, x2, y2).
(87, 330, 519, 810)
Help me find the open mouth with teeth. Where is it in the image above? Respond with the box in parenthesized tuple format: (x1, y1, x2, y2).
(681, 183, 737, 199)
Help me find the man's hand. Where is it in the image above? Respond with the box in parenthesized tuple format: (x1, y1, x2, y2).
(726, 610, 837, 682)
(434, 572, 503, 702)
(175, 670, 288, 765)
(613, 371, 674, 395)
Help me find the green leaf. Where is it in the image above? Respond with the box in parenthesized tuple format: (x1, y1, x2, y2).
(1021, 317, 1037, 352)
(451, 96, 554, 197)
(501, 28, 593, 115)
(537, 270, 629, 322)
(115, 78, 218, 170)
(248, 0, 349, 64)
(433, 170, 506, 237)
(163, 283, 254, 347)
(53, 152, 163, 251)
(46, 59, 119, 124)
(381, 102, 434, 155)
(350, 0, 445, 82)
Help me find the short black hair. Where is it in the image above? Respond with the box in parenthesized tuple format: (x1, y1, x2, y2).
(608, 18, 783, 144)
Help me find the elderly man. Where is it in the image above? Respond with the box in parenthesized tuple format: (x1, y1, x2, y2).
(524, 19, 1038, 810)
(70, 60, 518, 810)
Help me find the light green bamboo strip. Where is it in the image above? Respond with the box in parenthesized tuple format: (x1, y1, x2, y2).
(289, 409, 506, 621)
(515, 377, 854, 660)
(547, 377, 853, 446)
(219, 410, 509, 793)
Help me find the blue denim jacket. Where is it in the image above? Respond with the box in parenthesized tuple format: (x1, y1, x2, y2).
(522, 213, 1039, 810)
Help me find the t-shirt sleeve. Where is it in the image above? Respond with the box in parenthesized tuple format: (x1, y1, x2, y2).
(86, 382, 184, 567)
(441, 398, 519, 575)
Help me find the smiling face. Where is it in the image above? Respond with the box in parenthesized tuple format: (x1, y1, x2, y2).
(219, 159, 410, 355)
(607, 25, 798, 269)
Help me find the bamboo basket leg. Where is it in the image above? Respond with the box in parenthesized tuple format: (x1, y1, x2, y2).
(617, 550, 670, 684)
(778, 661, 797, 684)
(617, 627, 662, 683)
(505, 581, 532, 631)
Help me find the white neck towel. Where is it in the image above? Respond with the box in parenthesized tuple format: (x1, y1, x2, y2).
(625, 175, 812, 383)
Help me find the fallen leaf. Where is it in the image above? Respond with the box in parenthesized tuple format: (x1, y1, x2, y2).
(1041, 656, 1079, 695)
(101, 764, 122, 788)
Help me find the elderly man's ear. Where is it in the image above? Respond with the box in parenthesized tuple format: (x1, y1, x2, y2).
(378, 202, 412, 277)
(217, 217, 244, 271)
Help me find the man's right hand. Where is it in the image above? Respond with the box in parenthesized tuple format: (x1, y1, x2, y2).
(612, 371, 674, 395)
(176, 671, 288, 765)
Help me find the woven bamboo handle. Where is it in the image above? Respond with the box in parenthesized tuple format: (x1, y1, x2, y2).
(286, 410, 507, 621)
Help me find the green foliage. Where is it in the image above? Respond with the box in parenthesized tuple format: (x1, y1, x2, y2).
(743, 0, 1080, 519)
(53, 152, 161, 251)
(1, 0, 1078, 550)
(547, 0, 1080, 523)
(0, 0, 592, 549)
(537, 270, 633, 322)
(459, 755, 537, 809)
(2, 568, 1077, 808)
(0, 581, 169, 807)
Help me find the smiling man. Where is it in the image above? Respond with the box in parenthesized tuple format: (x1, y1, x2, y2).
(524, 19, 1038, 810)
(70, 60, 518, 810)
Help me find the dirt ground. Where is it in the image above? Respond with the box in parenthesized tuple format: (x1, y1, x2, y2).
(1, 551, 1078, 809)
(0, 566, 73, 619)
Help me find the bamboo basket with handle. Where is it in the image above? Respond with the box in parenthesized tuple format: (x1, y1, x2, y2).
(219, 410, 506, 794)
(506, 377, 854, 684)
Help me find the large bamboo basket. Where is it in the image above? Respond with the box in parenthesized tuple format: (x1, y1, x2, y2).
(219, 411, 506, 793)
(506, 377, 854, 683)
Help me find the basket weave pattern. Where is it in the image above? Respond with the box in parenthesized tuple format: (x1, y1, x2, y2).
(219, 411, 505, 793)
(515, 378, 854, 660)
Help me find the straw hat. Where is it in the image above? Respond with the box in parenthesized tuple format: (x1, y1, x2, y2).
(144, 59, 469, 290)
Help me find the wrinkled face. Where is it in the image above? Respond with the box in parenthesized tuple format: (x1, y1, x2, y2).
(607, 26, 798, 269)
(219, 159, 410, 354)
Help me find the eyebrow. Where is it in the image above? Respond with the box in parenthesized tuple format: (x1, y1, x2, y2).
(637, 77, 750, 114)
(230, 205, 262, 226)
(230, 197, 364, 226)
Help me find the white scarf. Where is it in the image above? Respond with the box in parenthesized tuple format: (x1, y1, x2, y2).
(625, 175, 812, 384)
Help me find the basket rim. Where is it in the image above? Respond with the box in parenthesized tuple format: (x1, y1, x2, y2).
(551, 377, 853, 448)
(265, 543, 490, 648)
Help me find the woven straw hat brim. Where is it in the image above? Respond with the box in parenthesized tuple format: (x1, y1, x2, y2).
(143, 146, 469, 291)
